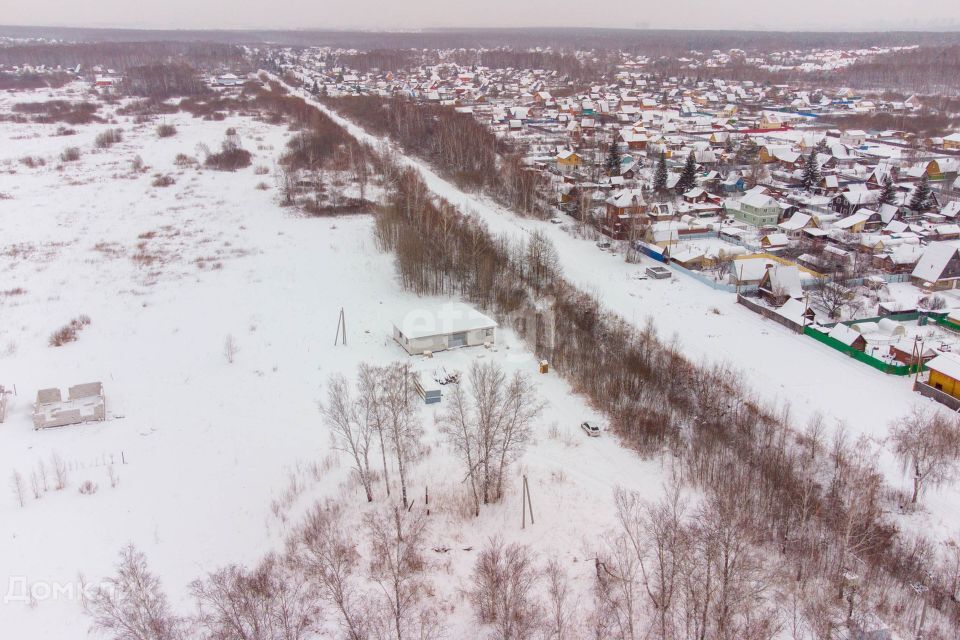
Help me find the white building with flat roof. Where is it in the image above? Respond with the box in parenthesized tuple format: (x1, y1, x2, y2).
(392, 302, 497, 355)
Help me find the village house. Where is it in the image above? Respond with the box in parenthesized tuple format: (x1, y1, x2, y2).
(726, 192, 782, 228)
(911, 242, 960, 290)
(757, 264, 803, 306)
(922, 352, 960, 402)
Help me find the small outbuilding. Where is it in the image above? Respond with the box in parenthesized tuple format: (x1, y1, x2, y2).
(33, 382, 106, 430)
(393, 303, 497, 355)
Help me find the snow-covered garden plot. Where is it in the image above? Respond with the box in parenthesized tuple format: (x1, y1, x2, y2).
(0, 87, 667, 637)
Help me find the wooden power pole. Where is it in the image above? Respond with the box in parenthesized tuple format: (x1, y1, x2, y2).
(521, 475, 535, 529)
(333, 307, 347, 346)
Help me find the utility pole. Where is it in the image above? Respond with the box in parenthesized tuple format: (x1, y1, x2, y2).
(521, 475, 535, 529)
(333, 307, 347, 346)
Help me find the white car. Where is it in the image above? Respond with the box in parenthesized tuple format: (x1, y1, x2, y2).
(550, 217, 563, 224)
(580, 421, 601, 437)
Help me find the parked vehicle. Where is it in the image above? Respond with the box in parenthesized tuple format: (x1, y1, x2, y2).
(550, 217, 563, 224)
(596, 240, 612, 249)
(580, 421, 601, 437)
(646, 265, 672, 279)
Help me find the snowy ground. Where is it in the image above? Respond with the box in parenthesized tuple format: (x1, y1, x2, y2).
(0, 86, 668, 637)
(307, 91, 960, 554)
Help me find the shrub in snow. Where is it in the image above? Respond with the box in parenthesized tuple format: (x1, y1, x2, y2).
(205, 146, 252, 171)
(78, 480, 98, 495)
(152, 174, 176, 188)
(174, 153, 196, 167)
(49, 315, 91, 347)
(95, 128, 123, 149)
(60, 147, 80, 162)
(156, 123, 177, 138)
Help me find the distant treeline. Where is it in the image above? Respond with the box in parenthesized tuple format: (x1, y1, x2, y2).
(0, 71, 73, 90)
(4, 25, 960, 54)
(832, 44, 960, 94)
(0, 41, 244, 71)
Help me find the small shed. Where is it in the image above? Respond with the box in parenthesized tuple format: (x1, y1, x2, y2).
(393, 303, 497, 355)
(33, 382, 105, 429)
(828, 323, 867, 351)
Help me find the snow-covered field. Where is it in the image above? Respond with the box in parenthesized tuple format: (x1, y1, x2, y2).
(0, 86, 668, 637)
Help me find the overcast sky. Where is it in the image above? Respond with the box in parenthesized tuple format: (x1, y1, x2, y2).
(4, 0, 959, 32)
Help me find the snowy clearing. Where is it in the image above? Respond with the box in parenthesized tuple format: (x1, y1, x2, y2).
(0, 87, 667, 637)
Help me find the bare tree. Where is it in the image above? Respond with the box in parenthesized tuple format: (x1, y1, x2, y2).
(364, 503, 432, 640)
(30, 469, 42, 499)
(614, 486, 688, 640)
(223, 334, 239, 364)
(889, 405, 960, 505)
(85, 544, 185, 640)
(192, 553, 317, 640)
(10, 470, 25, 507)
(470, 537, 541, 640)
(350, 144, 370, 202)
(594, 533, 643, 640)
(543, 558, 575, 640)
(291, 501, 369, 640)
(440, 361, 541, 510)
(358, 363, 390, 497)
(439, 381, 482, 517)
(379, 363, 422, 510)
(810, 275, 855, 320)
(493, 371, 542, 501)
(51, 452, 68, 490)
(321, 374, 375, 502)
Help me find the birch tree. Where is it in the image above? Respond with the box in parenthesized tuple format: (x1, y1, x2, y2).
(85, 545, 185, 640)
(364, 504, 432, 640)
(292, 501, 370, 640)
(380, 362, 422, 509)
(321, 374, 375, 502)
(889, 405, 960, 505)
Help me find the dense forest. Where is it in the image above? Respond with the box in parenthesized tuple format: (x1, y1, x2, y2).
(4, 25, 960, 54)
(0, 41, 244, 71)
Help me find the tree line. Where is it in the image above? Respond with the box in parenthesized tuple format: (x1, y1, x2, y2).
(323, 95, 551, 218)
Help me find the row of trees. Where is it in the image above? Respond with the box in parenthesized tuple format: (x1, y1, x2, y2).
(86, 500, 440, 640)
(321, 363, 421, 507)
(0, 41, 244, 70)
(323, 95, 550, 218)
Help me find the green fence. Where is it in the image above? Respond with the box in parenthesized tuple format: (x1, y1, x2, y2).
(802, 326, 920, 376)
(934, 315, 960, 332)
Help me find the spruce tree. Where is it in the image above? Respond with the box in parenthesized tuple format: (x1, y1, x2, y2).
(878, 174, 896, 206)
(604, 142, 622, 176)
(801, 150, 821, 190)
(653, 151, 668, 193)
(677, 150, 698, 194)
(736, 138, 759, 165)
(814, 137, 831, 155)
(909, 174, 932, 212)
